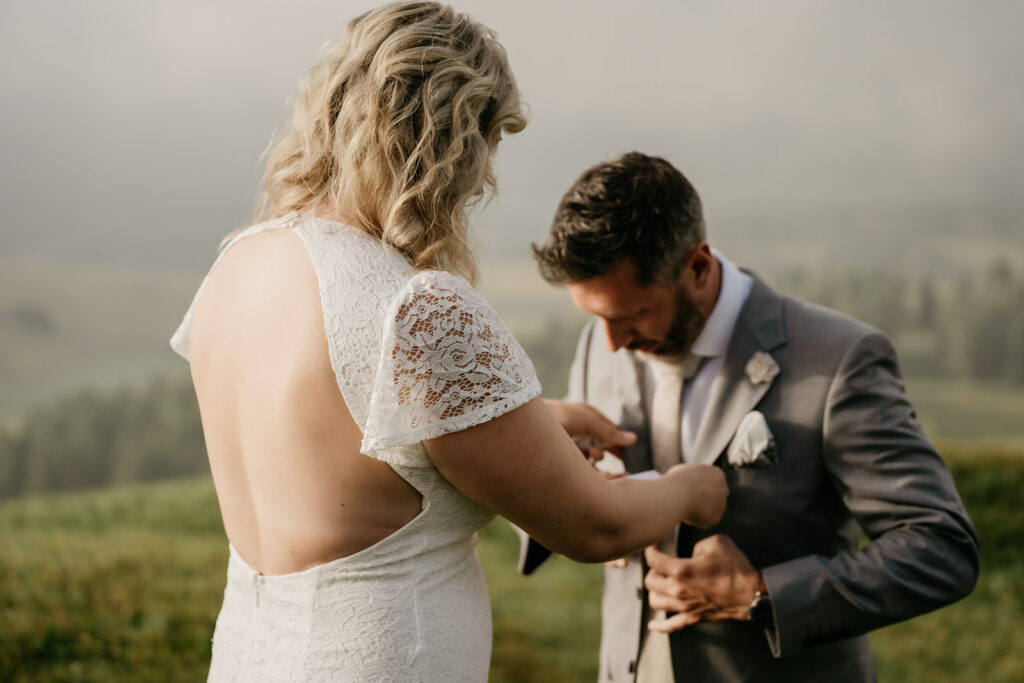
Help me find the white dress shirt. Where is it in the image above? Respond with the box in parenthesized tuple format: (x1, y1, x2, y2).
(643, 251, 753, 461)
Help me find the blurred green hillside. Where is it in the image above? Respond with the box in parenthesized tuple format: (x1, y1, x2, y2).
(3, 255, 1024, 502)
(0, 260, 198, 420)
(1, 448, 1022, 682)
(3, 256, 1024, 439)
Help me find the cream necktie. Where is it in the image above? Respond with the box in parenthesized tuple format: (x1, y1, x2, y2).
(636, 353, 702, 683)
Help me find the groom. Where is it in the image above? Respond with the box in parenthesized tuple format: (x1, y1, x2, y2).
(522, 152, 980, 681)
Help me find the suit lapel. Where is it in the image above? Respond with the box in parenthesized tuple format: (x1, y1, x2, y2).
(689, 273, 787, 466)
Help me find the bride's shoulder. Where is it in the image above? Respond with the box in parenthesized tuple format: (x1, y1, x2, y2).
(392, 269, 494, 318)
(401, 269, 477, 294)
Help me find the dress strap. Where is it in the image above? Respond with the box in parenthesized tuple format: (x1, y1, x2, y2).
(223, 212, 300, 250)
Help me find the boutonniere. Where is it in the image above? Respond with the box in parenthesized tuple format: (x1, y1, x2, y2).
(727, 411, 778, 468)
(745, 351, 779, 385)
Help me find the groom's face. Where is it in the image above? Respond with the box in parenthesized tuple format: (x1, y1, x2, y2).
(567, 259, 708, 358)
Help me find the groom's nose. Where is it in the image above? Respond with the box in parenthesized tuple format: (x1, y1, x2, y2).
(602, 319, 634, 352)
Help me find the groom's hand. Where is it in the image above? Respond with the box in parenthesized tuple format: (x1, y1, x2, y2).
(543, 399, 637, 462)
(644, 535, 764, 633)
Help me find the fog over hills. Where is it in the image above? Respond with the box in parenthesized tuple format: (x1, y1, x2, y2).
(2, 0, 1022, 273)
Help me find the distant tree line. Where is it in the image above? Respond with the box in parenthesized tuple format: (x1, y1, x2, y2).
(771, 259, 1024, 383)
(518, 259, 1024, 392)
(0, 375, 206, 501)
(1, 260, 1020, 501)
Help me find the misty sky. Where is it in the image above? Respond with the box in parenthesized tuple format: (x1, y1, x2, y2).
(1, 0, 1022, 269)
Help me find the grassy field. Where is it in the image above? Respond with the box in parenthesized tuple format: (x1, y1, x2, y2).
(1, 447, 1022, 682)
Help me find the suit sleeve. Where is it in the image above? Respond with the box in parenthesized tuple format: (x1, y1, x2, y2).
(516, 319, 598, 575)
(760, 332, 980, 657)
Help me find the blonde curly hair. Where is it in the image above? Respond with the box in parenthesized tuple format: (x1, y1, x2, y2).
(250, 1, 525, 283)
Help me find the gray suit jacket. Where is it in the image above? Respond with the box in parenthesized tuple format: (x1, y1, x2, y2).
(518, 273, 979, 682)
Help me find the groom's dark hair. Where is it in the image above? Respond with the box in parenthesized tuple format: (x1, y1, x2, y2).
(532, 152, 705, 287)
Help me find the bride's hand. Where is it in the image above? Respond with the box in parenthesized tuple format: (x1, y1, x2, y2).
(607, 465, 727, 569)
(543, 399, 637, 462)
(664, 464, 729, 529)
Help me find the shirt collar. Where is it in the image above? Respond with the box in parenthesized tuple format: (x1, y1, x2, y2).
(689, 249, 753, 359)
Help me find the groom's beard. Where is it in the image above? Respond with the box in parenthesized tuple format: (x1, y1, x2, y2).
(634, 286, 707, 359)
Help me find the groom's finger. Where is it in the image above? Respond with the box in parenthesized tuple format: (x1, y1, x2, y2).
(644, 545, 696, 580)
(580, 402, 635, 437)
(645, 570, 706, 612)
(701, 606, 749, 622)
(648, 608, 708, 633)
(644, 567, 697, 598)
(648, 591, 710, 614)
(567, 401, 638, 446)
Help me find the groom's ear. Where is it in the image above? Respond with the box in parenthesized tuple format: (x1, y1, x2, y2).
(686, 242, 714, 287)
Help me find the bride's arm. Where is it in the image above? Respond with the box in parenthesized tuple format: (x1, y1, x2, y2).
(424, 397, 728, 564)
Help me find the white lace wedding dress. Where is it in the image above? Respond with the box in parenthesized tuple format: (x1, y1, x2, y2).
(170, 213, 541, 682)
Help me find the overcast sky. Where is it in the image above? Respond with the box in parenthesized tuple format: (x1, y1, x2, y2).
(1, 0, 1022, 268)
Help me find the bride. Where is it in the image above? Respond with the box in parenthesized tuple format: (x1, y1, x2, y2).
(170, 2, 727, 680)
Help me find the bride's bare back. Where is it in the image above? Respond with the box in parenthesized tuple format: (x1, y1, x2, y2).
(187, 230, 421, 575)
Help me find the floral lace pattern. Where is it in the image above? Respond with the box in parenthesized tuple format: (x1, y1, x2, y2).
(363, 271, 541, 456)
(170, 215, 540, 681)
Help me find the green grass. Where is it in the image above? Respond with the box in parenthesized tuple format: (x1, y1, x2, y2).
(868, 447, 1024, 682)
(890, 455, 1024, 674)
(0, 477, 602, 682)
(0, 478, 225, 682)
(481, 522, 603, 683)
(871, 565, 1024, 682)
(2, 447, 1022, 681)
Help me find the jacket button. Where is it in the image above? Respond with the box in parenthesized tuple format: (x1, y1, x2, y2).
(636, 587, 644, 599)
(629, 660, 637, 673)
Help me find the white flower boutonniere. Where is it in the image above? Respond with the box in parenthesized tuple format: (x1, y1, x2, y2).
(745, 351, 780, 385)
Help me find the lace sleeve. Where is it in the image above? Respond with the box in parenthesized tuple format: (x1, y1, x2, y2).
(361, 271, 541, 459)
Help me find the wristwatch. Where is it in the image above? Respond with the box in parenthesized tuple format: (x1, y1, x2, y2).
(747, 590, 775, 632)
